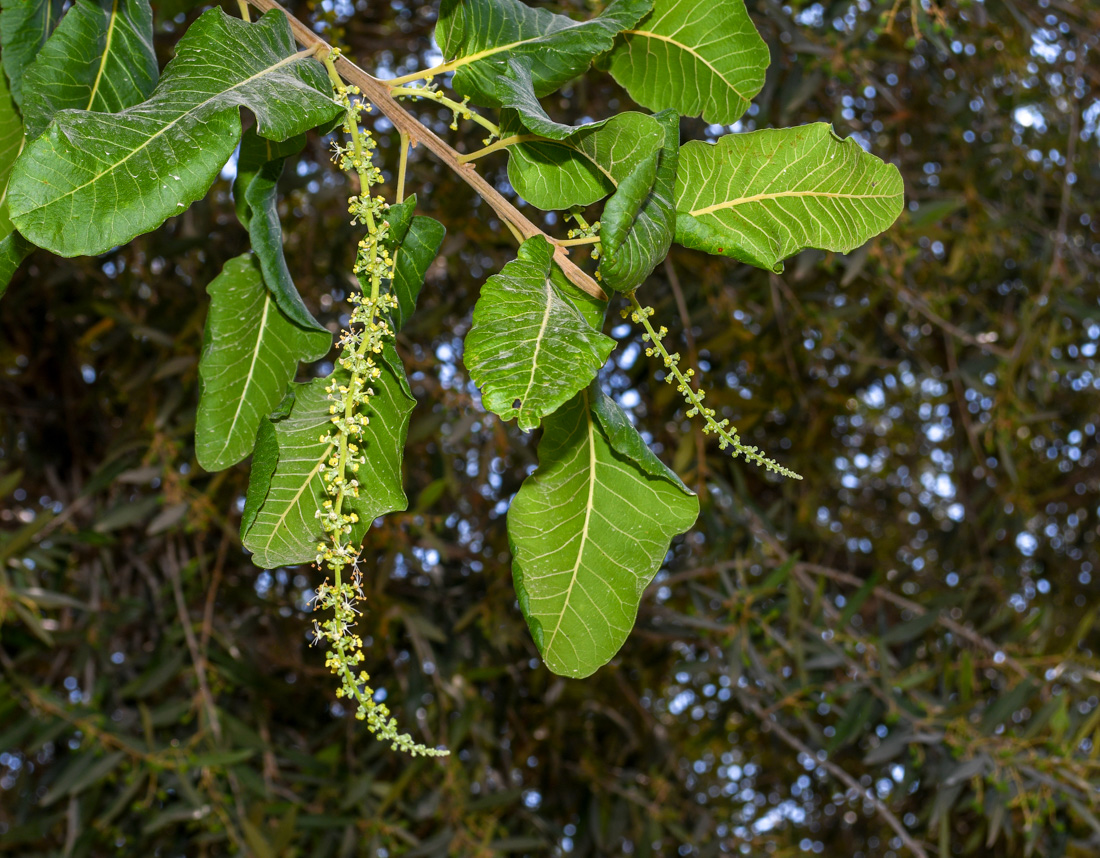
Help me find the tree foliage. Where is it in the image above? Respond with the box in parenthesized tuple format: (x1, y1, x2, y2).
(0, 0, 1098, 855)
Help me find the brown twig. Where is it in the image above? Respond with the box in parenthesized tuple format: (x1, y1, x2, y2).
(246, 0, 605, 300)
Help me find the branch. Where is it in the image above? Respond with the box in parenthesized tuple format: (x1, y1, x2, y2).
(246, 0, 606, 300)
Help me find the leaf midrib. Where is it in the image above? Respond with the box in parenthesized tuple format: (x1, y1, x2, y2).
(86, 0, 121, 111)
(517, 276, 555, 413)
(690, 188, 898, 217)
(217, 290, 271, 461)
(543, 390, 596, 661)
(262, 439, 333, 547)
(17, 49, 307, 217)
(448, 14, 601, 73)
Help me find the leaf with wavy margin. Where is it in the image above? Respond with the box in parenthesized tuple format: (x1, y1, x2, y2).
(508, 387, 697, 677)
(605, 0, 768, 125)
(241, 347, 414, 569)
(674, 123, 904, 272)
(598, 109, 678, 292)
(500, 109, 663, 211)
(232, 129, 328, 334)
(465, 236, 614, 431)
(195, 255, 331, 472)
(8, 8, 341, 258)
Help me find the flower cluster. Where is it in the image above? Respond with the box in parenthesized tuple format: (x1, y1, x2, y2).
(625, 294, 802, 480)
(311, 54, 447, 756)
(311, 572, 446, 756)
(566, 213, 601, 260)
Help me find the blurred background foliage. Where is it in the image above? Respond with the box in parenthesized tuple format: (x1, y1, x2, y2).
(1, 0, 1099, 855)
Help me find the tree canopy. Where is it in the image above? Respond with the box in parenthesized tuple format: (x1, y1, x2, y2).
(1, 0, 1098, 855)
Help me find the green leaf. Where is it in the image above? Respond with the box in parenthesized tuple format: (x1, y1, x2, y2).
(508, 387, 697, 677)
(436, 0, 651, 108)
(0, 0, 64, 107)
(0, 70, 23, 238)
(355, 196, 443, 331)
(241, 348, 415, 569)
(597, 108, 678, 292)
(674, 123, 904, 272)
(0, 72, 29, 297)
(240, 418, 279, 539)
(8, 8, 342, 258)
(389, 212, 445, 332)
(604, 0, 768, 125)
(464, 236, 614, 431)
(236, 131, 327, 334)
(501, 108, 664, 211)
(195, 254, 332, 472)
(232, 126, 306, 229)
(21, 0, 158, 140)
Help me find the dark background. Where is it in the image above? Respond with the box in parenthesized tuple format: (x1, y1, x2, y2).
(1, 0, 1098, 855)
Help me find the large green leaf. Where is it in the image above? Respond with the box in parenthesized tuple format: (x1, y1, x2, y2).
(436, 0, 651, 108)
(604, 0, 768, 125)
(241, 348, 415, 569)
(232, 128, 305, 228)
(508, 387, 697, 677)
(195, 254, 332, 473)
(597, 109, 678, 292)
(501, 109, 664, 211)
(0, 70, 23, 240)
(7, 8, 342, 258)
(0, 67, 27, 295)
(0, 0, 64, 106)
(21, 0, 158, 140)
(464, 236, 614, 432)
(233, 131, 328, 334)
(495, 57, 667, 210)
(674, 123, 905, 271)
(0, 233, 30, 298)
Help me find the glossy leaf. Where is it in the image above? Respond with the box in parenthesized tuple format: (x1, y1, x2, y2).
(465, 236, 613, 431)
(234, 130, 327, 334)
(355, 195, 444, 331)
(605, 0, 768, 125)
(674, 123, 904, 272)
(0, 0, 64, 106)
(0, 68, 27, 295)
(501, 108, 664, 211)
(389, 214, 445, 332)
(195, 254, 332, 473)
(494, 58, 604, 141)
(508, 388, 698, 677)
(436, 0, 651, 108)
(241, 348, 415, 569)
(7, 8, 342, 258)
(22, 0, 158, 140)
(598, 109, 678, 292)
(0, 70, 23, 241)
(231, 126, 305, 228)
(0, 233, 31, 298)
